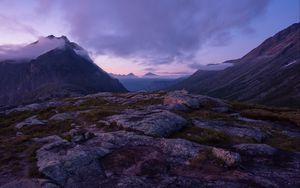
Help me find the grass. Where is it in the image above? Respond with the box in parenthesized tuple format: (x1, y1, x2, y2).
(172, 126, 254, 146)
(232, 102, 300, 127)
(264, 132, 300, 152)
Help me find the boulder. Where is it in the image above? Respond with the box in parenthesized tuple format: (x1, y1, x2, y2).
(36, 136, 109, 187)
(15, 115, 46, 129)
(164, 90, 231, 111)
(49, 112, 77, 121)
(164, 90, 199, 111)
(106, 109, 187, 137)
(0, 179, 59, 188)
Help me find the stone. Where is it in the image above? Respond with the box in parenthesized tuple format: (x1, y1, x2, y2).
(15, 115, 46, 129)
(193, 119, 267, 142)
(106, 109, 187, 137)
(0, 179, 59, 188)
(212, 148, 241, 167)
(49, 112, 77, 121)
(164, 90, 199, 110)
(233, 144, 278, 156)
(164, 90, 231, 111)
(36, 136, 109, 187)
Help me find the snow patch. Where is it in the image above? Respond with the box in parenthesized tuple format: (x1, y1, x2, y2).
(0, 37, 66, 62)
(283, 60, 298, 68)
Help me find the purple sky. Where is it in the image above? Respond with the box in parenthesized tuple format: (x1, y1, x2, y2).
(0, 0, 299, 76)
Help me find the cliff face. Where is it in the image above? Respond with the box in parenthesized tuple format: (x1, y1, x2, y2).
(171, 23, 300, 107)
(0, 36, 127, 106)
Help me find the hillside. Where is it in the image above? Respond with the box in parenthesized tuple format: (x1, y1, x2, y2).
(170, 23, 300, 108)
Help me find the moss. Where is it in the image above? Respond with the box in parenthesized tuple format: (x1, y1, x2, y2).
(186, 110, 235, 122)
(172, 126, 230, 145)
(265, 133, 300, 152)
(79, 109, 116, 122)
(240, 109, 300, 127)
(172, 126, 254, 146)
(21, 119, 73, 138)
(26, 142, 45, 178)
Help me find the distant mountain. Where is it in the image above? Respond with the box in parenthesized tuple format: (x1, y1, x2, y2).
(170, 23, 300, 108)
(0, 35, 127, 106)
(143, 72, 158, 77)
(110, 73, 138, 79)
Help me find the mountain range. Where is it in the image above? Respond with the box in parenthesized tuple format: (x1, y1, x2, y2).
(0, 36, 126, 107)
(170, 23, 300, 108)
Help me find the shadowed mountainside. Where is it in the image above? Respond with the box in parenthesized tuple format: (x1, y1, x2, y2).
(0, 36, 127, 107)
(170, 23, 300, 108)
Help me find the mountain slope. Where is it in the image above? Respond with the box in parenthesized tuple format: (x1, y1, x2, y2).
(171, 23, 300, 107)
(0, 36, 127, 106)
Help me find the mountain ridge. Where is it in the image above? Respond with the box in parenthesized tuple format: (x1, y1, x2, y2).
(170, 23, 300, 108)
(0, 35, 127, 106)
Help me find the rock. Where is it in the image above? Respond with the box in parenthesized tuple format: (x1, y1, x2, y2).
(106, 109, 187, 137)
(158, 138, 206, 163)
(233, 144, 278, 156)
(67, 129, 95, 143)
(36, 136, 109, 187)
(5, 101, 68, 115)
(0, 179, 59, 188)
(33, 135, 64, 144)
(164, 90, 199, 111)
(15, 115, 46, 129)
(212, 148, 241, 167)
(16, 131, 24, 137)
(49, 112, 77, 121)
(97, 120, 110, 126)
(164, 90, 231, 111)
(193, 119, 267, 142)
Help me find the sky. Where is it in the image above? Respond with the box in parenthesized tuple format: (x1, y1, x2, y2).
(0, 0, 299, 76)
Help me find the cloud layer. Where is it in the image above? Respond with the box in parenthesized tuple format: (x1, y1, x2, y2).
(0, 37, 65, 61)
(53, 0, 269, 64)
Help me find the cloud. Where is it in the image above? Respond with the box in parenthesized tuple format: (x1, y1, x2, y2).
(0, 37, 65, 61)
(47, 0, 269, 65)
(0, 15, 39, 37)
(188, 62, 233, 70)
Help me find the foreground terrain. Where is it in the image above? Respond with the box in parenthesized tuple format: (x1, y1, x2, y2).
(0, 91, 299, 187)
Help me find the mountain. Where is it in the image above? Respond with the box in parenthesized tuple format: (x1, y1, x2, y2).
(143, 72, 158, 77)
(170, 23, 300, 108)
(110, 72, 138, 79)
(0, 35, 127, 106)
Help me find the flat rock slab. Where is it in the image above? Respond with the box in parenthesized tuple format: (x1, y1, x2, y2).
(164, 90, 230, 111)
(15, 115, 46, 129)
(193, 119, 267, 142)
(106, 109, 187, 137)
(36, 136, 109, 188)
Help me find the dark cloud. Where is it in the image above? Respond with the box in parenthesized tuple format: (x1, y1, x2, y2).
(41, 0, 270, 64)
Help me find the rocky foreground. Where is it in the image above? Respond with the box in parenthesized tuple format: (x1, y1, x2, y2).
(0, 91, 299, 188)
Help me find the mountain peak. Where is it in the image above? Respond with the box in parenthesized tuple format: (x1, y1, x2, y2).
(144, 72, 158, 77)
(127, 73, 136, 76)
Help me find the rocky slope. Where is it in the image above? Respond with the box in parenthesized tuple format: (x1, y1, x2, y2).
(170, 23, 300, 108)
(0, 91, 299, 187)
(0, 35, 127, 107)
